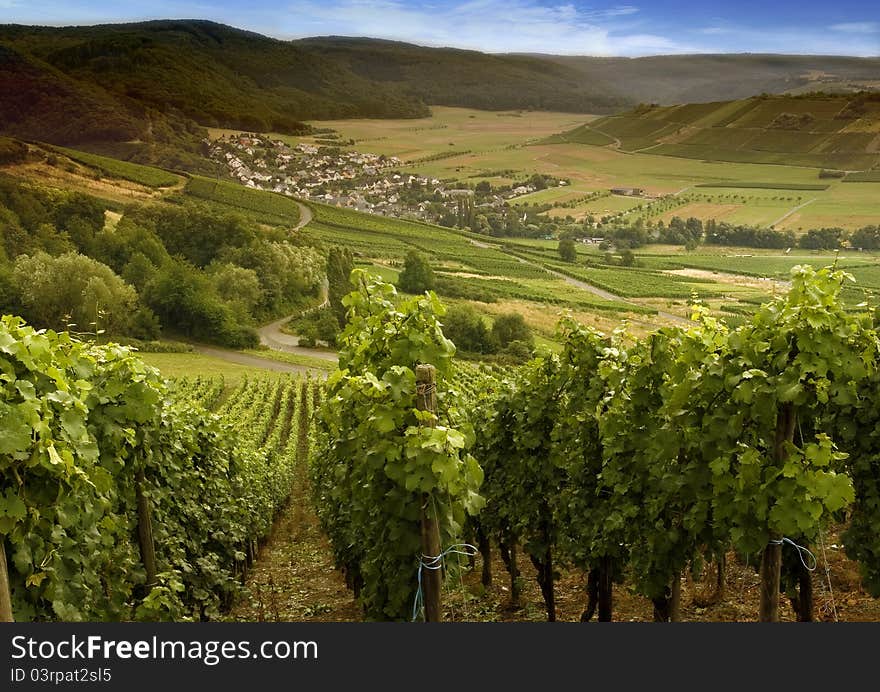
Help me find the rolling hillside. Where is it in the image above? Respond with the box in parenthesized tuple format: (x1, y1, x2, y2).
(559, 93, 880, 171)
(3, 20, 879, 173)
(545, 54, 880, 105)
(0, 20, 632, 167)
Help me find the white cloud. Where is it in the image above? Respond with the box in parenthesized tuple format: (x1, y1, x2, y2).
(279, 0, 687, 55)
(830, 22, 878, 34)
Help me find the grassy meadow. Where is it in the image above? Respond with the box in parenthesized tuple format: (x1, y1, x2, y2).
(270, 106, 880, 231)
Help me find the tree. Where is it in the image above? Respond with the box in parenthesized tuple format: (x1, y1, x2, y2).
(558, 238, 577, 263)
(315, 310, 337, 343)
(326, 246, 355, 327)
(799, 227, 845, 250)
(443, 305, 493, 353)
(851, 225, 880, 250)
(142, 259, 256, 347)
(491, 313, 533, 351)
(209, 262, 264, 320)
(397, 250, 435, 294)
(12, 251, 150, 337)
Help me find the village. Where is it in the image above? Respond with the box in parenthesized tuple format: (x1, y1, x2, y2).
(207, 133, 548, 225)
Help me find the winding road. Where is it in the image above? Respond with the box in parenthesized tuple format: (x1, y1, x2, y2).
(257, 310, 338, 362)
(293, 201, 312, 231)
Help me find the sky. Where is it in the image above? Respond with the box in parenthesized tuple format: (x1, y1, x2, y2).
(0, 1, 878, 57)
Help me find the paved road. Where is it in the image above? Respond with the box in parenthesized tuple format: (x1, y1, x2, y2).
(294, 201, 312, 230)
(257, 312, 339, 362)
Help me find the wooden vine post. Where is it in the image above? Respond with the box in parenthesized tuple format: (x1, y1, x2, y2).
(760, 403, 796, 622)
(0, 540, 13, 621)
(135, 468, 158, 592)
(416, 364, 442, 623)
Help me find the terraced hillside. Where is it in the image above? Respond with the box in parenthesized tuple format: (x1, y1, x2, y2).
(567, 94, 880, 171)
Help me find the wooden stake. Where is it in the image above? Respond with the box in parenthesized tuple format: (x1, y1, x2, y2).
(136, 468, 158, 592)
(416, 364, 442, 622)
(598, 555, 613, 622)
(761, 403, 796, 622)
(0, 539, 13, 622)
(670, 571, 682, 622)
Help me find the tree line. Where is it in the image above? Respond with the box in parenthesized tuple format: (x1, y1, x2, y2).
(0, 177, 328, 347)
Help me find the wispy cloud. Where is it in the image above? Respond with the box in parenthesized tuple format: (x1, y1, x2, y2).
(0, 1, 876, 57)
(830, 22, 878, 34)
(281, 0, 689, 55)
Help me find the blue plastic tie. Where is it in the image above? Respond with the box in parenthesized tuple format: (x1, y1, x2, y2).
(770, 537, 817, 572)
(412, 543, 478, 621)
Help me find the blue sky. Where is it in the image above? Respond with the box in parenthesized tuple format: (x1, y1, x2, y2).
(0, 1, 877, 56)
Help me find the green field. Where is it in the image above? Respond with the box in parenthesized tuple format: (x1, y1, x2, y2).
(184, 175, 301, 225)
(298, 107, 877, 231)
(52, 146, 182, 187)
(845, 171, 880, 183)
(140, 352, 288, 385)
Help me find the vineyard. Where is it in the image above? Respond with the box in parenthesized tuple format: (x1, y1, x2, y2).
(0, 316, 318, 621)
(184, 176, 302, 225)
(51, 146, 182, 188)
(310, 265, 880, 622)
(4, 262, 880, 623)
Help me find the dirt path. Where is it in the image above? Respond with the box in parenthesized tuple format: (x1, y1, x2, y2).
(505, 250, 690, 325)
(771, 197, 817, 228)
(228, 385, 360, 622)
(469, 236, 688, 324)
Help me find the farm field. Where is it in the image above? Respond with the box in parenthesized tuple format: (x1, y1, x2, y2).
(775, 181, 880, 230)
(50, 145, 184, 188)
(509, 186, 596, 206)
(140, 352, 297, 384)
(293, 105, 879, 231)
(285, 106, 586, 162)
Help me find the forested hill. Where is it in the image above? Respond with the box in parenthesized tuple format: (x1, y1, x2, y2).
(290, 36, 630, 113)
(3, 20, 877, 171)
(0, 20, 631, 166)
